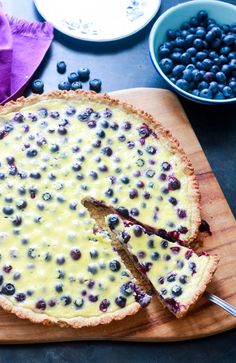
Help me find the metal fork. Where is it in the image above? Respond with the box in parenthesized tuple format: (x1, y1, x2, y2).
(204, 291, 236, 317)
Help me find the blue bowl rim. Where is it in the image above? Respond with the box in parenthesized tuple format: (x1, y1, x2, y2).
(149, 0, 236, 105)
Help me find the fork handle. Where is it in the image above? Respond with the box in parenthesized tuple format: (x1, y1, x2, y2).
(204, 291, 236, 317)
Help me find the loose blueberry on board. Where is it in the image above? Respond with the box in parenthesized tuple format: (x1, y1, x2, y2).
(89, 79, 102, 93)
(31, 79, 44, 94)
(68, 72, 79, 83)
(57, 61, 67, 74)
(71, 81, 83, 90)
(78, 67, 90, 81)
(58, 81, 71, 91)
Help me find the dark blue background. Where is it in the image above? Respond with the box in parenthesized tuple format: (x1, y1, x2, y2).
(1, 0, 236, 362)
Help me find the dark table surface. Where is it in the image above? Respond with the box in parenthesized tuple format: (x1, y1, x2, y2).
(1, 0, 236, 362)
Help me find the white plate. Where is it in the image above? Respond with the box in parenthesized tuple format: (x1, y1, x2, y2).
(34, 0, 161, 42)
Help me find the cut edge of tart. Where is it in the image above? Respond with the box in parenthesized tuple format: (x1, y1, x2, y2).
(0, 89, 201, 243)
(104, 213, 219, 319)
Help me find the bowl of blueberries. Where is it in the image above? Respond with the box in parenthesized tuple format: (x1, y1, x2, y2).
(149, 0, 236, 104)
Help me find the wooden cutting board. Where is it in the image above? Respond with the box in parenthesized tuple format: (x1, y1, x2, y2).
(1, 88, 236, 343)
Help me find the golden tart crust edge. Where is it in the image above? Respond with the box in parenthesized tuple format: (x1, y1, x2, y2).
(0, 295, 141, 328)
(0, 90, 201, 327)
(175, 254, 219, 318)
(0, 89, 201, 243)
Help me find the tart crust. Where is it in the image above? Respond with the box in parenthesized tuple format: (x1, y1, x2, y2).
(175, 254, 219, 318)
(0, 90, 201, 327)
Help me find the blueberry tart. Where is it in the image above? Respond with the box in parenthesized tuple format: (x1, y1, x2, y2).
(0, 90, 202, 327)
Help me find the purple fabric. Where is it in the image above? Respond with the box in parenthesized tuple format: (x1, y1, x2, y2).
(0, 5, 53, 105)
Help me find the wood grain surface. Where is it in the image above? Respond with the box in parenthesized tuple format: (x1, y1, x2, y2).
(0, 88, 235, 344)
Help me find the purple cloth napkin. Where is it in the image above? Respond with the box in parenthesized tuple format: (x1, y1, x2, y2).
(0, 4, 53, 105)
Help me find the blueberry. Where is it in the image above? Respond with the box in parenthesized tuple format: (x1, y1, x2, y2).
(89, 79, 102, 93)
(115, 296, 126, 308)
(101, 146, 112, 156)
(186, 47, 197, 56)
(90, 249, 98, 259)
(211, 65, 219, 73)
(89, 170, 98, 180)
(199, 88, 213, 99)
(56, 256, 65, 265)
(206, 31, 215, 42)
(26, 148, 37, 157)
(212, 38, 222, 49)
(71, 81, 82, 90)
(107, 215, 119, 229)
(182, 69, 193, 82)
(197, 10, 208, 24)
(198, 81, 209, 91)
(192, 69, 203, 82)
(105, 188, 113, 197)
(109, 260, 121, 272)
(228, 52, 236, 61)
(2, 206, 14, 215)
(172, 64, 185, 77)
(175, 37, 185, 48)
(151, 252, 160, 261)
(99, 298, 110, 312)
(176, 79, 189, 91)
(193, 38, 204, 50)
(214, 92, 225, 99)
(129, 188, 138, 199)
(96, 129, 105, 138)
(196, 28, 206, 39)
(133, 225, 143, 237)
(220, 46, 231, 55)
(121, 176, 130, 184)
(57, 61, 66, 74)
(190, 16, 198, 27)
(185, 34, 196, 47)
(58, 81, 71, 91)
(50, 144, 59, 153)
(170, 52, 181, 63)
(216, 71, 227, 84)
(196, 51, 207, 61)
(68, 72, 79, 83)
(158, 45, 170, 59)
(12, 215, 22, 226)
(61, 295, 72, 306)
(31, 79, 44, 94)
(203, 72, 215, 82)
(180, 52, 191, 65)
(74, 297, 84, 309)
(116, 206, 129, 218)
(223, 86, 233, 98)
(166, 29, 177, 41)
(171, 285, 183, 297)
(229, 81, 236, 93)
(209, 81, 218, 94)
(70, 249, 81, 260)
(221, 64, 231, 76)
(1, 283, 15, 296)
(159, 58, 174, 75)
(202, 59, 213, 71)
(55, 283, 63, 293)
(78, 67, 90, 81)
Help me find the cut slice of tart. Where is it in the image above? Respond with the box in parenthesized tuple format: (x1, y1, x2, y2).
(105, 214, 219, 318)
